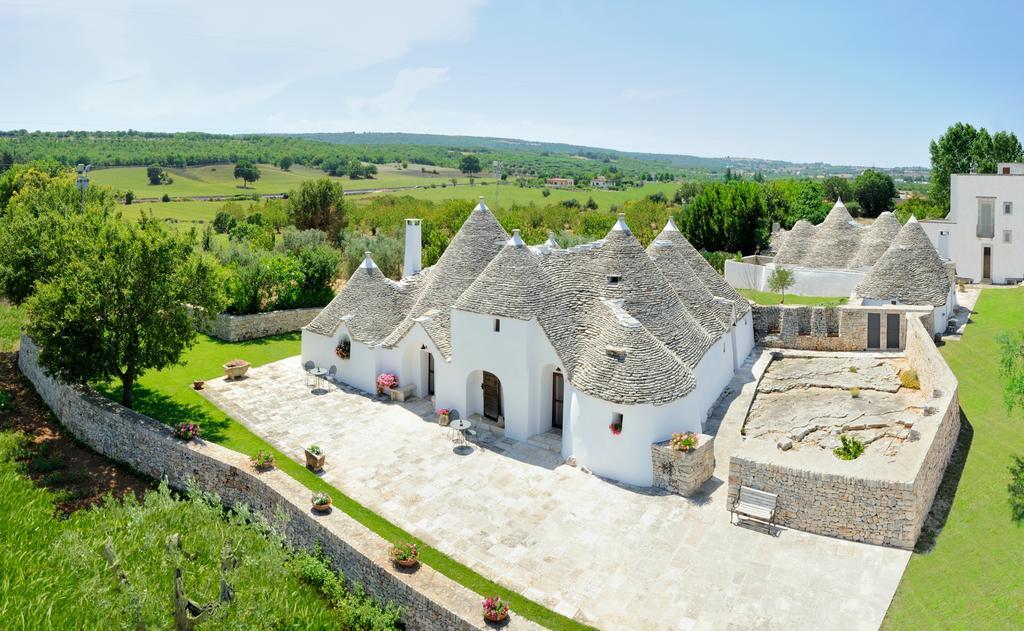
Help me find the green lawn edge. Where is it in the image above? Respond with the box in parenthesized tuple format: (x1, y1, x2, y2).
(737, 288, 848, 307)
(95, 332, 591, 631)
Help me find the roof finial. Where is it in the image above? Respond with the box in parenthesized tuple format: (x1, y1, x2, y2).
(508, 228, 525, 247)
(611, 213, 631, 234)
(360, 251, 377, 269)
(544, 230, 559, 248)
(473, 196, 489, 212)
(908, 215, 918, 224)
(664, 216, 680, 232)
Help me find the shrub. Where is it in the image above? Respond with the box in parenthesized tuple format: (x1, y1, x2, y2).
(161, 193, 170, 202)
(213, 210, 236, 234)
(850, 387, 861, 398)
(700, 250, 742, 274)
(900, 369, 920, 390)
(0, 389, 10, 414)
(834, 434, 865, 460)
(389, 541, 418, 563)
(174, 422, 201, 441)
(123, 190, 134, 205)
(849, 366, 858, 373)
(250, 450, 276, 470)
(482, 596, 510, 620)
(307, 444, 323, 456)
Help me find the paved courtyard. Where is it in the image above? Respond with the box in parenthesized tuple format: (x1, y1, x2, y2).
(202, 352, 911, 630)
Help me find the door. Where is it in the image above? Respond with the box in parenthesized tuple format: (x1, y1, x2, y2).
(551, 372, 564, 429)
(867, 313, 880, 349)
(482, 371, 502, 420)
(886, 313, 900, 349)
(983, 246, 992, 281)
(427, 353, 435, 396)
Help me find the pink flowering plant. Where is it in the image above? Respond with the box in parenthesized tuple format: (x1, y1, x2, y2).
(437, 408, 450, 416)
(482, 596, 510, 621)
(670, 432, 699, 452)
(609, 420, 622, 435)
(376, 373, 398, 391)
(335, 338, 351, 359)
(174, 422, 201, 441)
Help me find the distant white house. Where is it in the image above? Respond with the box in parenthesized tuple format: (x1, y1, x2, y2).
(301, 200, 754, 486)
(545, 177, 574, 188)
(919, 163, 1024, 284)
(590, 176, 610, 188)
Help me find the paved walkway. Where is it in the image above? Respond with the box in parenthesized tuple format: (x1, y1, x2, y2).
(202, 352, 910, 630)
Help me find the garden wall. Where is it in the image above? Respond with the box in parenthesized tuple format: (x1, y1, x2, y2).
(196, 307, 322, 342)
(18, 336, 540, 631)
(726, 314, 960, 549)
(724, 259, 865, 297)
(650, 433, 714, 496)
(752, 303, 933, 352)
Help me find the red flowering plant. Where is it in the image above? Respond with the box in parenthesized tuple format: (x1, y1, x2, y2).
(482, 596, 510, 621)
(437, 408, 450, 416)
(335, 338, 351, 359)
(609, 421, 622, 435)
(175, 422, 201, 441)
(670, 432, 699, 452)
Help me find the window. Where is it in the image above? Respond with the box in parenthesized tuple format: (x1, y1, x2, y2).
(493, 319, 500, 332)
(1004, 166, 1012, 175)
(607, 275, 622, 285)
(1005, 201, 1014, 215)
(1005, 230, 1013, 244)
(977, 198, 995, 238)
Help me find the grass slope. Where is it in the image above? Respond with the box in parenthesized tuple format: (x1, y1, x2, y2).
(94, 333, 590, 631)
(0, 302, 25, 351)
(737, 288, 848, 307)
(884, 288, 1024, 628)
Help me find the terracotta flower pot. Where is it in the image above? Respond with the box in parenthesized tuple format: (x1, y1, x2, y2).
(484, 610, 509, 623)
(312, 498, 332, 513)
(305, 449, 326, 471)
(394, 556, 418, 568)
(192, 380, 204, 390)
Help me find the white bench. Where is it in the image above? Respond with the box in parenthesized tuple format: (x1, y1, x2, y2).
(731, 486, 778, 532)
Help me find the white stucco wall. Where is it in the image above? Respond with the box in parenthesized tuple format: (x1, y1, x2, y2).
(725, 260, 865, 297)
(920, 173, 1024, 284)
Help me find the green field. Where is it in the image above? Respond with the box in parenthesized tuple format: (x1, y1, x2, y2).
(90, 163, 471, 198)
(737, 288, 848, 307)
(358, 180, 678, 209)
(91, 332, 590, 631)
(884, 288, 1024, 628)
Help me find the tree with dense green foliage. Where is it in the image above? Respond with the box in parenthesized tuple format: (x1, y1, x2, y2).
(213, 210, 236, 234)
(25, 216, 224, 407)
(678, 180, 769, 253)
(123, 189, 134, 204)
(288, 178, 347, 239)
(822, 176, 853, 203)
(894, 195, 945, 223)
(788, 180, 830, 224)
(854, 169, 896, 217)
(278, 156, 293, 171)
(767, 266, 795, 304)
(146, 164, 164, 185)
(233, 160, 261, 188)
(993, 131, 1024, 164)
(930, 123, 1024, 210)
(459, 154, 482, 174)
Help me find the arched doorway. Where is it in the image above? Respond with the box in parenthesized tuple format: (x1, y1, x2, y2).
(482, 371, 502, 420)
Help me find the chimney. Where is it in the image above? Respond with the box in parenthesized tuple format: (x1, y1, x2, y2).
(404, 218, 422, 277)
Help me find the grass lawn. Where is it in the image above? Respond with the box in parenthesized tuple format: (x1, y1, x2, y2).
(884, 288, 1024, 628)
(91, 163, 468, 199)
(737, 288, 848, 307)
(94, 332, 590, 631)
(0, 302, 25, 352)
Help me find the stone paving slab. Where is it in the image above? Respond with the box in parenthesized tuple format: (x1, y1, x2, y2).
(202, 352, 910, 630)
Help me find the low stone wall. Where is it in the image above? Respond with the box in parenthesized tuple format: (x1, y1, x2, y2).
(726, 314, 959, 549)
(18, 336, 540, 631)
(651, 434, 714, 496)
(197, 307, 322, 342)
(752, 303, 933, 352)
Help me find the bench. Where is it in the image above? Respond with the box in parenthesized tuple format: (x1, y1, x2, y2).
(731, 486, 778, 532)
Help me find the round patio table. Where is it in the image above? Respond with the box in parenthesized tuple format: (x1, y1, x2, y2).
(449, 418, 471, 446)
(310, 367, 328, 389)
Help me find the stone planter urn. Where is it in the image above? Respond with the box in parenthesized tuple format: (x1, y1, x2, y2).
(438, 412, 450, 427)
(223, 359, 250, 380)
(192, 380, 204, 390)
(304, 447, 326, 471)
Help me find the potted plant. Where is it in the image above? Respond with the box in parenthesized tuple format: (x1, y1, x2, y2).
(174, 422, 201, 441)
(311, 492, 332, 513)
(305, 444, 326, 471)
(223, 358, 250, 380)
(250, 450, 276, 471)
(437, 408, 451, 427)
(335, 338, 351, 360)
(482, 596, 510, 623)
(376, 373, 398, 396)
(192, 379, 205, 390)
(609, 420, 622, 435)
(670, 431, 698, 452)
(389, 541, 419, 568)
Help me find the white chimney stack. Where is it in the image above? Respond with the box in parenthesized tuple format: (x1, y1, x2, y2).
(404, 218, 422, 278)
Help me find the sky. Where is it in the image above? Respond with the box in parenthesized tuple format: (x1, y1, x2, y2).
(2, 0, 1023, 167)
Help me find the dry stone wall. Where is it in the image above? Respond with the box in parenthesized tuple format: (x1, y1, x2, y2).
(727, 314, 959, 549)
(196, 307, 321, 342)
(18, 336, 540, 631)
(752, 303, 933, 352)
(651, 434, 714, 496)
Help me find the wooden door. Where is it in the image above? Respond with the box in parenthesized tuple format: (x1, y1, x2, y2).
(886, 313, 900, 349)
(482, 371, 502, 420)
(867, 313, 881, 349)
(983, 246, 992, 281)
(551, 372, 564, 429)
(427, 353, 435, 396)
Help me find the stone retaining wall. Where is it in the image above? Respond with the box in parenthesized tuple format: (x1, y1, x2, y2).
(196, 307, 322, 342)
(726, 314, 959, 549)
(752, 303, 933, 352)
(18, 336, 540, 631)
(651, 434, 714, 496)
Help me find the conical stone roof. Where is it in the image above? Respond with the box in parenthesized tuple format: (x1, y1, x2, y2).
(455, 230, 549, 321)
(850, 211, 901, 269)
(855, 217, 952, 307)
(803, 199, 861, 268)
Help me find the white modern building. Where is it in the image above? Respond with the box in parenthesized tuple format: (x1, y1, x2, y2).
(920, 163, 1024, 284)
(301, 200, 754, 486)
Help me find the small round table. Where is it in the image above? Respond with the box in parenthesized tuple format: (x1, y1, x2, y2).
(448, 418, 472, 446)
(310, 367, 328, 389)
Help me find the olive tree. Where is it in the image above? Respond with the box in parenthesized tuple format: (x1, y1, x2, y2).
(767, 266, 795, 304)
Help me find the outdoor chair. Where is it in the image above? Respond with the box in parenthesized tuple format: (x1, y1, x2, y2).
(326, 365, 337, 384)
(303, 360, 315, 387)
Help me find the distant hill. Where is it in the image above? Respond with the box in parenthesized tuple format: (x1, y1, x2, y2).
(288, 132, 930, 179)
